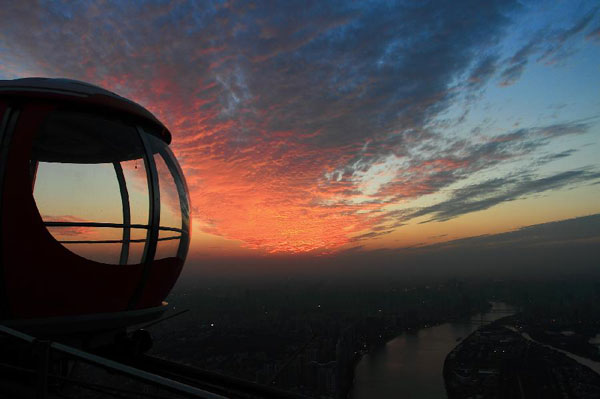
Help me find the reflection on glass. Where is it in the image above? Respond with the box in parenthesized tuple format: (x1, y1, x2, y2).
(154, 154, 182, 230)
(146, 133, 190, 260)
(31, 109, 149, 265)
(156, 229, 180, 260)
(46, 225, 123, 242)
(121, 158, 149, 225)
(127, 229, 148, 264)
(161, 145, 191, 261)
(128, 242, 146, 265)
(34, 161, 125, 264)
(34, 162, 122, 223)
(30, 109, 190, 265)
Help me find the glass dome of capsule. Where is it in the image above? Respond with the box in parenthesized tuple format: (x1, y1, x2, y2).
(0, 78, 191, 323)
(31, 108, 190, 266)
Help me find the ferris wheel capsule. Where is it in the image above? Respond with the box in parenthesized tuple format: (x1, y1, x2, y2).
(0, 78, 191, 336)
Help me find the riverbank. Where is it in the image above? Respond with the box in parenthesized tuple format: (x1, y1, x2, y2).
(444, 317, 600, 398)
(502, 315, 600, 376)
(346, 301, 494, 399)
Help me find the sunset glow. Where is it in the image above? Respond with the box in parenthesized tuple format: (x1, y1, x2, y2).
(2, 1, 599, 259)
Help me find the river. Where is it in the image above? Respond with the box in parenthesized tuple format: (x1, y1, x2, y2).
(351, 303, 515, 399)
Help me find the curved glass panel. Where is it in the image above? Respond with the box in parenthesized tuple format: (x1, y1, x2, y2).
(127, 228, 149, 264)
(32, 109, 150, 265)
(163, 145, 192, 260)
(31, 108, 190, 266)
(146, 134, 191, 261)
(121, 159, 150, 226)
(155, 230, 181, 260)
(34, 162, 122, 223)
(155, 154, 182, 231)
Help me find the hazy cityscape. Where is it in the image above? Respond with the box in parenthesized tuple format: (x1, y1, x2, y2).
(144, 273, 600, 398)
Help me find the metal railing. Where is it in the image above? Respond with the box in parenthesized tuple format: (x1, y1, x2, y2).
(0, 324, 228, 399)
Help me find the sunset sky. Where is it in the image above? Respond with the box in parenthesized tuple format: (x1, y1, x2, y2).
(1, 1, 599, 266)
